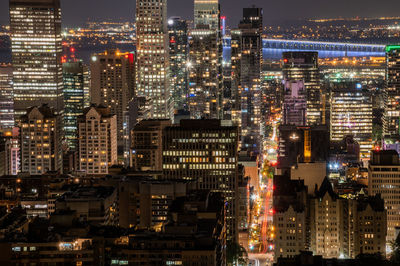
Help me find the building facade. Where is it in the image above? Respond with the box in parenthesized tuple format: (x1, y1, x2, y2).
(168, 17, 188, 111)
(330, 84, 373, 160)
(194, 0, 220, 30)
(188, 29, 222, 119)
(282, 52, 323, 126)
(368, 150, 400, 243)
(130, 119, 171, 172)
(189, 0, 222, 119)
(162, 119, 239, 240)
(90, 50, 135, 151)
(282, 80, 307, 126)
(0, 128, 20, 176)
(309, 178, 386, 259)
(278, 125, 330, 169)
(385, 45, 400, 135)
(63, 61, 89, 150)
(0, 64, 14, 130)
(136, 0, 172, 119)
(118, 178, 187, 229)
(9, 0, 64, 119)
(20, 105, 62, 175)
(239, 7, 263, 154)
(77, 105, 117, 175)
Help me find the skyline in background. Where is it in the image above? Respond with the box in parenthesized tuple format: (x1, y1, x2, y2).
(1, 0, 400, 26)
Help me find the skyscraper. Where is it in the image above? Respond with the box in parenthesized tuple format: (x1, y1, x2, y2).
(230, 29, 242, 126)
(163, 119, 239, 240)
(63, 61, 89, 150)
(77, 105, 117, 175)
(282, 80, 307, 126)
(194, 0, 220, 30)
(9, 0, 63, 119)
(188, 29, 221, 119)
(369, 150, 400, 244)
(20, 104, 62, 175)
(385, 45, 400, 135)
(239, 7, 263, 153)
(168, 17, 189, 110)
(91, 50, 135, 151)
(330, 83, 373, 160)
(136, 0, 172, 119)
(283, 52, 322, 126)
(189, 0, 222, 119)
(0, 64, 14, 130)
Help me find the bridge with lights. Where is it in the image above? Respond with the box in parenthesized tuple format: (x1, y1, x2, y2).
(262, 39, 386, 57)
(222, 37, 387, 59)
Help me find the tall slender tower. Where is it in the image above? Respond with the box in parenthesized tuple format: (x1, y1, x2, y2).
(9, 0, 63, 119)
(239, 7, 263, 154)
(168, 17, 189, 111)
(63, 60, 89, 150)
(385, 45, 400, 135)
(0, 64, 14, 130)
(189, 0, 222, 119)
(136, 0, 172, 119)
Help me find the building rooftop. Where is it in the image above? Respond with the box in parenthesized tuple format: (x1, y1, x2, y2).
(370, 150, 400, 165)
(57, 186, 115, 202)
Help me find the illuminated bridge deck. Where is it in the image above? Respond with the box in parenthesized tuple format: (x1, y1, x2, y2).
(222, 37, 387, 60)
(263, 39, 386, 59)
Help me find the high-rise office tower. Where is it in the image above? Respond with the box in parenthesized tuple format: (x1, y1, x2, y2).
(0, 64, 14, 130)
(283, 52, 322, 125)
(9, 0, 63, 119)
(221, 24, 234, 121)
(168, 17, 189, 110)
(330, 83, 373, 160)
(63, 61, 89, 150)
(77, 105, 117, 175)
(188, 29, 221, 119)
(369, 150, 400, 244)
(385, 45, 400, 135)
(163, 119, 239, 240)
(230, 29, 242, 126)
(239, 7, 263, 153)
(20, 104, 62, 175)
(189, 0, 222, 119)
(282, 80, 307, 126)
(194, 0, 220, 30)
(136, 0, 172, 119)
(91, 50, 135, 151)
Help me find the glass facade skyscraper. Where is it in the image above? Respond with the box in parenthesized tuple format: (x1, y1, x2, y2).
(9, 0, 64, 119)
(168, 17, 189, 110)
(239, 7, 263, 153)
(194, 0, 220, 30)
(189, 0, 222, 119)
(385, 45, 400, 135)
(136, 0, 172, 119)
(62, 61, 89, 150)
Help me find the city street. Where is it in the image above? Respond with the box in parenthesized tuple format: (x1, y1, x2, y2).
(248, 120, 279, 266)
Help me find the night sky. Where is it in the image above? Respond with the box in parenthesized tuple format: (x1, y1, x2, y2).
(1, 0, 400, 26)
